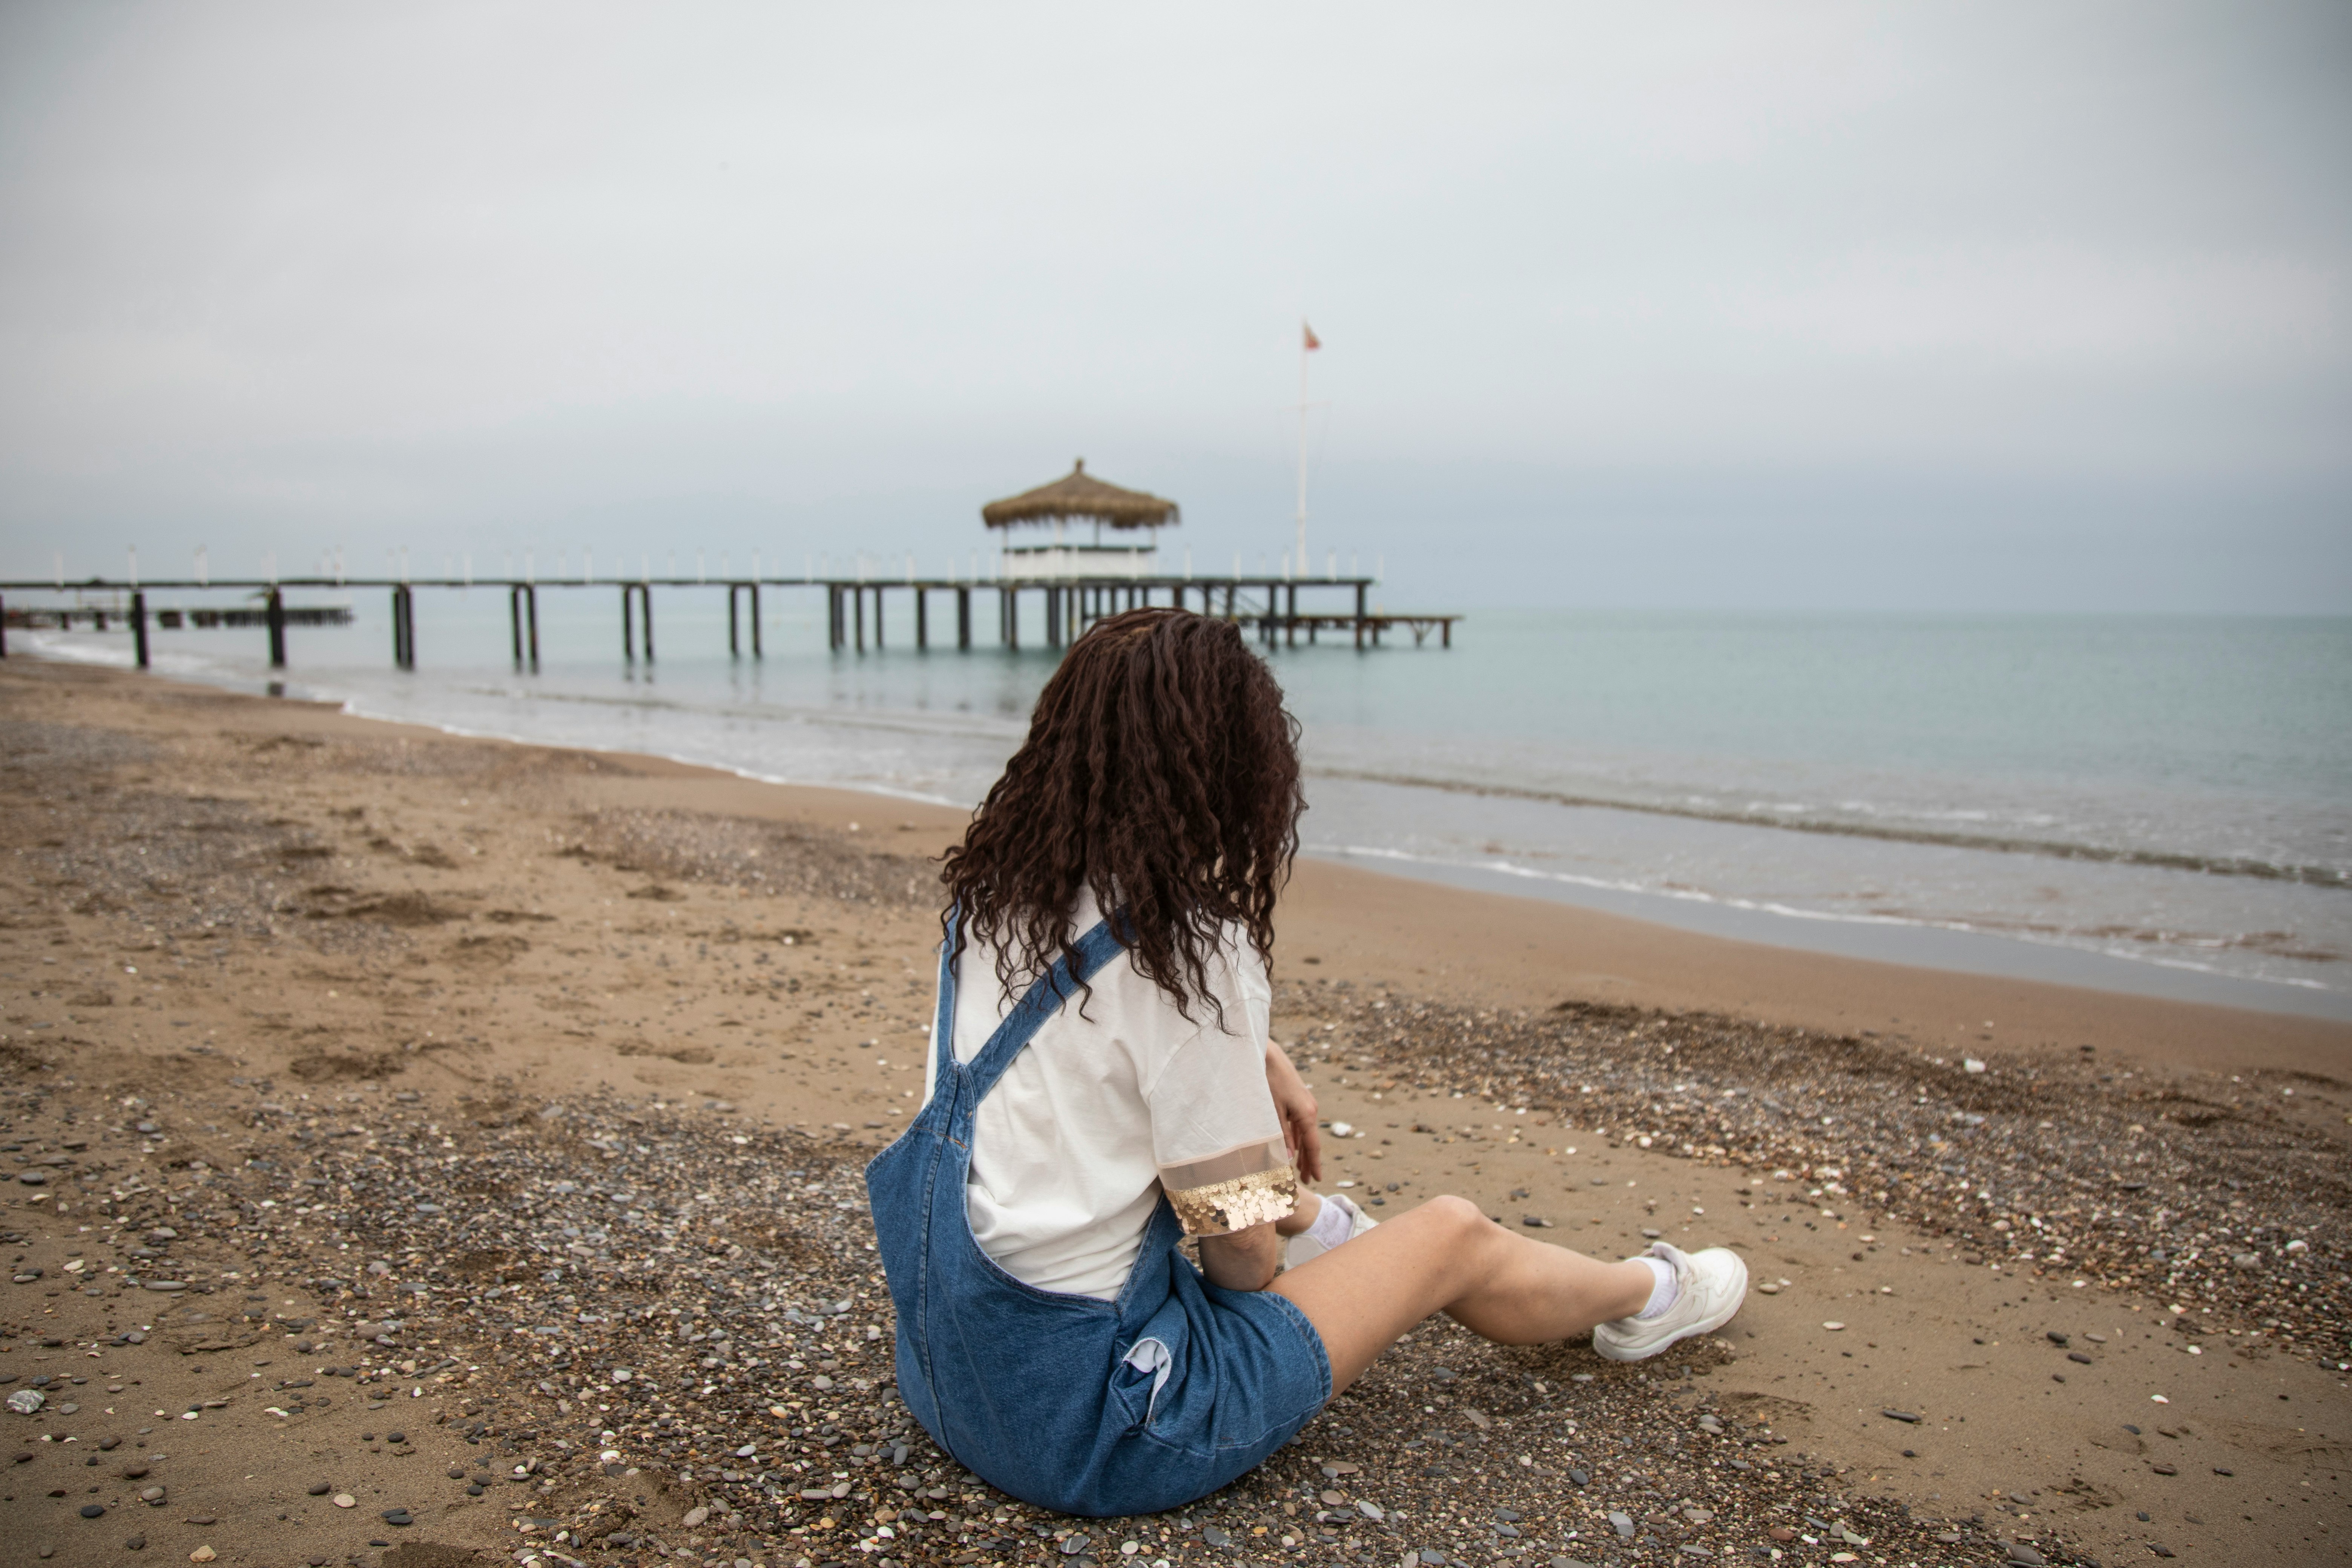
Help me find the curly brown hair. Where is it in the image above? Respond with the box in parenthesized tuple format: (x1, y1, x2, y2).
(940, 606, 1304, 1023)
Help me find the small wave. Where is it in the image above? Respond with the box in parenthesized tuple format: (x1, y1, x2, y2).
(1310, 841, 2350, 996)
(328, 697, 978, 810)
(1311, 766, 2352, 890)
(433, 680, 1025, 745)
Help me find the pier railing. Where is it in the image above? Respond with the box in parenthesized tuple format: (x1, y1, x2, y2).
(0, 575, 1459, 670)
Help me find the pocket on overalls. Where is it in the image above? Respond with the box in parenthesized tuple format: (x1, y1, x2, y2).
(1110, 1291, 1192, 1435)
(1111, 1336, 1175, 1433)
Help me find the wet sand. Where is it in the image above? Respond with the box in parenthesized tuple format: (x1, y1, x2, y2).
(3, 657, 2347, 1568)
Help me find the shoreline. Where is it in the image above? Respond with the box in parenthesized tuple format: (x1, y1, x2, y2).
(1311, 841, 2352, 1028)
(4, 656, 2348, 1568)
(21, 641, 2352, 1068)
(24, 628, 2351, 1028)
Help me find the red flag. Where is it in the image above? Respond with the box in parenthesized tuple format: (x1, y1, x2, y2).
(1303, 322, 1321, 351)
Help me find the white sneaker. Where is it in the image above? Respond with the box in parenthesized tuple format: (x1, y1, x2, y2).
(1283, 1191, 1378, 1269)
(1590, 1241, 1748, 1362)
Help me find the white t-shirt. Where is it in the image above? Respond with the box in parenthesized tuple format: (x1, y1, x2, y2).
(922, 891, 1297, 1301)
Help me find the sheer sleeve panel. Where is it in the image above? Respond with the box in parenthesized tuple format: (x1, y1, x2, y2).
(1148, 932, 1295, 1237)
(1159, 1139, 1296, 1235)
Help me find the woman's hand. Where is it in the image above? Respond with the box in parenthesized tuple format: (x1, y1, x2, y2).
(1264, 1040, 1322, 1185)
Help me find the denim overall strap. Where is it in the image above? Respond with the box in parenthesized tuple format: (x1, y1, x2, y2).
(962, 917, 1127, 1099)
(931, 910, 963, 1082)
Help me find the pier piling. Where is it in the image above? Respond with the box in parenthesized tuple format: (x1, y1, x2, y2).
(131, 591, 149, 669)
(507, 583, 541, 670)
(266, 588, 287, 669)
(390, 585, 416, 670)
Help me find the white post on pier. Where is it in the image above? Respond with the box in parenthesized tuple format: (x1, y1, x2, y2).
(1296, 319, 1319, 583)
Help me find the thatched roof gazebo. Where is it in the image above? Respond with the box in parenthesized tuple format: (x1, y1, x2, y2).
(980, 459, 1178, 581)
(982, 459, 1179, 532)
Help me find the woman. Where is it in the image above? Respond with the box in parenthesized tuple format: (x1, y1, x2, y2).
(867, 609, 1744, 1518)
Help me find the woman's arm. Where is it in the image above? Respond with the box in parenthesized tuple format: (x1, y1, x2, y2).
(1198, 1045, 1310, 1290)
(1263, 1040, 1322, 1184)
(1197, 1220, 1281, 1292)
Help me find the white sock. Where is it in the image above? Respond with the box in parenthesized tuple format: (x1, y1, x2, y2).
(1634, 1255, 1679, 1320)
(1303, 1193, 1356, 1252)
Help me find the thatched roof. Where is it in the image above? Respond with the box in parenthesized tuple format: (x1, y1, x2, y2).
(981, 459, 1180, 531)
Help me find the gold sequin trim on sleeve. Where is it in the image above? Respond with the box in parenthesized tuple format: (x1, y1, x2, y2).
(1167, 1161, 1298, 1236)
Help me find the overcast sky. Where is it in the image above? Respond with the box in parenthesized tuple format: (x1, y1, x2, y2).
(2, 2, 2346, 610)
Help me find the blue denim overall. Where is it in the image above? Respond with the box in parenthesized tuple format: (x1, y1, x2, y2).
(865, 917, 1330, 1517)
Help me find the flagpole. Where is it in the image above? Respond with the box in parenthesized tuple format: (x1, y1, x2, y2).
(1295, 328, 1310, 578)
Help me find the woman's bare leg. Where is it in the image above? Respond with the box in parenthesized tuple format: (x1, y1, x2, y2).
(1270, 1195, 1653, 1393)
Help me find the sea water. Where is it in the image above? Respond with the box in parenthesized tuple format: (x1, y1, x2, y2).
(21, 592, 2352, 1020)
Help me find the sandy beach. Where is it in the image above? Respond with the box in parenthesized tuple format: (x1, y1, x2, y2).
(3, 656, 2347, 1568)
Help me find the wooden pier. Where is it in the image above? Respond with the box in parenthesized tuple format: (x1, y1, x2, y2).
(821, 575, 1456, 653)
(0, 575, 1459, 670)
